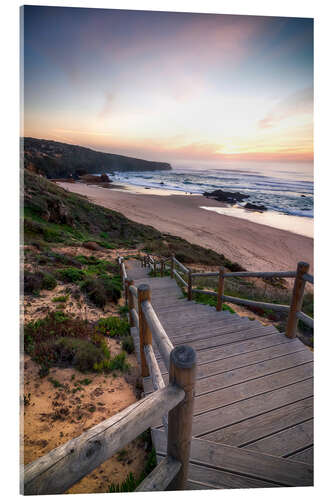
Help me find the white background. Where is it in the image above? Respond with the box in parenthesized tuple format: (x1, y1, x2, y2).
(0, 1, 331, 499)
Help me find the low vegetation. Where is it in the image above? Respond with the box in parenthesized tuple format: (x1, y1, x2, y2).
(109, 431, 157, 493)
(24, 311, 132, 376)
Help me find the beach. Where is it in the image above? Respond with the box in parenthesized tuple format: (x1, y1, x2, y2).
(58, 182, 313, 273)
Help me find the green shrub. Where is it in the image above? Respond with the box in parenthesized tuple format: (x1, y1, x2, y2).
(122, 335, 134, 354)
(81, 276, 121, 308)
(24, 270, 57, 294)
(41, 272, 57, 290)
(93, 352, 129, 373)
(51, 337, 107, 372)
(96, 316, 130, 337)
(52, 295, 69, 303)
(58, 267, 85, 283)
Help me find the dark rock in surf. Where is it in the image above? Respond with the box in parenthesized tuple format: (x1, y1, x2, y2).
(203, 189, 249, 204)
(244, 202, 267, 212)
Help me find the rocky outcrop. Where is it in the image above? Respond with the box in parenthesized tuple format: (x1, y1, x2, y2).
(203, 189, 249, 204)
(244, 202, 267, 211)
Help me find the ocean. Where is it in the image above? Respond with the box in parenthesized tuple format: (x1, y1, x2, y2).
(110, 166, 314, 219)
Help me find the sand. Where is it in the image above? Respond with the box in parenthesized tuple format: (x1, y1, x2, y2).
(58, 182, 313, 273)
(23, 352, 145, 494)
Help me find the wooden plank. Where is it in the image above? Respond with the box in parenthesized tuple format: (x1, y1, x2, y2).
(215, 397, 313, 446)
(135, 456, 181, 492)
(244, 420, 313, 457)
(193, 333, 300, 366)
(195, 350, 313, 397)
(195, 341, 309, 379)
(156, 456, 277, 489)
(153, 430, 313, 487)
(134, 324, 278, 364)
(160, 314, 243, 332)
(140, 332, 299, 375)
(288, 446, 313, 465)
(193, 363, 313, 417)
(144, 350, 312, 396)
(24, 385, 185, 495)
(153, 340, 307, 379)
(196, 378, 313, 439)
(161, 325, 279, 355)
(164, 320, 267, 343)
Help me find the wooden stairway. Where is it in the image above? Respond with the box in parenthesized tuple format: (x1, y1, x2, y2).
(126, 260, 314, 490)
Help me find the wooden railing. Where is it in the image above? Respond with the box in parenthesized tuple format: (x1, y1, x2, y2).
(141, 254, 314, 340)
(121, 255, 197, 490)
(23, 260, 197, 495)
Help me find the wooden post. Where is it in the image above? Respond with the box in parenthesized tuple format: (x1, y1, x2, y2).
(161, 261, 164, 277)
(138, 284, 152, 377)
(171, 254, 175, 279)
(167, 345, 196, 490)
(187, 270, 192, 301)
(128, 279, 135, 327)
(216, 266, 225, 312)
(286, 261, 310, 339)
(153, 260, 157, 277)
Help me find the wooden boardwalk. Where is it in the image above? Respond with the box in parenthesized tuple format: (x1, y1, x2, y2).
(127, 260, 313, 490)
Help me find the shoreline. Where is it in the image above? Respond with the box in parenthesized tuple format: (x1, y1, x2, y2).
(58, 181, 313, 273)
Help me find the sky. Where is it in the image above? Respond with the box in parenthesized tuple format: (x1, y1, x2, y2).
(22, 6, 313, 169)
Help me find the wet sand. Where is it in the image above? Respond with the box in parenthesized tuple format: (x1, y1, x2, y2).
(58, 182, 313, 273)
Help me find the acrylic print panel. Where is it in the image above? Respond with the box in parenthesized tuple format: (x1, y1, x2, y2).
(21, 4, 313, 494)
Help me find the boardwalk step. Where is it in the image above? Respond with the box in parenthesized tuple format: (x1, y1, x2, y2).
(152, 429, 313, 487)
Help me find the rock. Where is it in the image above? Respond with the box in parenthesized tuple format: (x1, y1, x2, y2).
(244, 202, 267, 211)
(83, 241, 101, 251)
(100, 173, 110, 182)
(301, 194, 306, 197)
(160, 181, 165, 185)
(203, 189, 249, 203)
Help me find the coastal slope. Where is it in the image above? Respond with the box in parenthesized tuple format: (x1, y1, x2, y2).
(23, 137, 171, 178)
(58, 182, 314, 273)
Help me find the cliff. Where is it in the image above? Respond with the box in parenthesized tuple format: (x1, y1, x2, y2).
(22, 137, 172, 178)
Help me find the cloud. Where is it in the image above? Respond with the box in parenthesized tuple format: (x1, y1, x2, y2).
(99, 92, 114, 119)
(258, 87, 313, 129)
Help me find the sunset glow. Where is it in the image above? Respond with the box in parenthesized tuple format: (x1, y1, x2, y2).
(23, 7, 313, 166)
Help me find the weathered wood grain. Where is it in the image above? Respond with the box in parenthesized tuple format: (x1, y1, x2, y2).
(244, 419, 313, 457)
(135, 456, 181, 492)
(24, 385, 185, 495)
(153, 429, 313, 487)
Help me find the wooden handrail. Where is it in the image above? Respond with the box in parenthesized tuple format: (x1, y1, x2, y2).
(296, 311, 314, 328)
(141, 299, 174, 370)
(174, 270, 188, 288)
(303, 272, 314, 284)
(222, 294, 290, 313)
(191, 270, 297, 278)
(24, 385, 184, 495)
(173, 257, 189, 274)
(191, 288, 290, 312)
(130, 307, 139, 329)
(144, 344, 165, 391)
(135, 456, 181, 492)
(129, 285, 138, 297)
